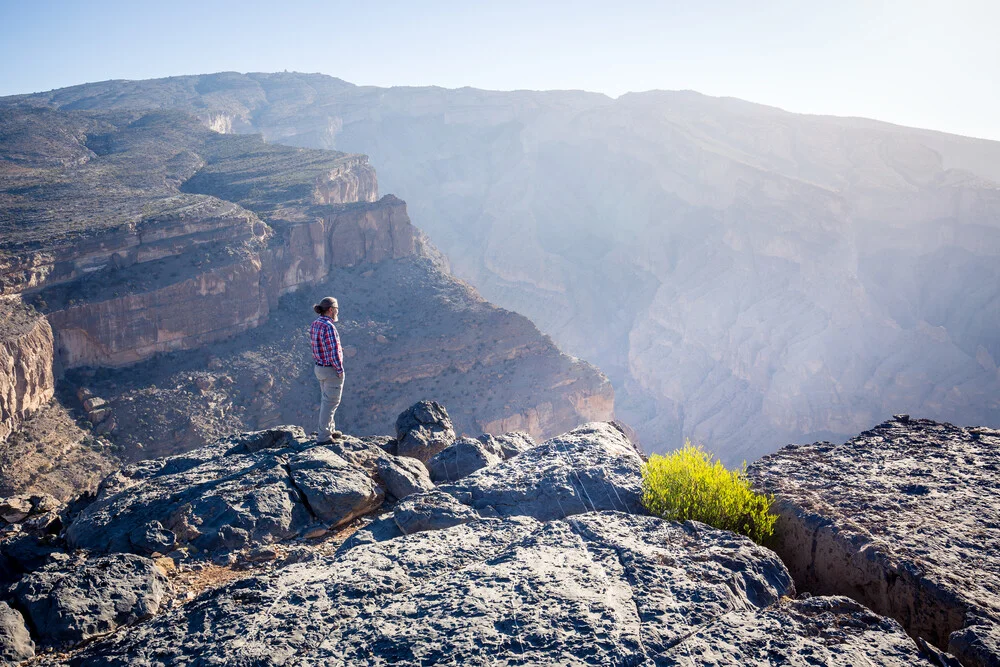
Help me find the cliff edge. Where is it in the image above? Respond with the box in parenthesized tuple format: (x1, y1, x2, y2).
(750, 416, 1000, 667)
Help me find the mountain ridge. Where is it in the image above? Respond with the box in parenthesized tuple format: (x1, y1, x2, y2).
(8, 71, 997, 462)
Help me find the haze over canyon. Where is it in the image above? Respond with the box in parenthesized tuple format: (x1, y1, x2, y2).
(6, 72, 996, 460)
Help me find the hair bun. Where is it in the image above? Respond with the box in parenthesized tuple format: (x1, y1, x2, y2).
(313, 305, 323, 314)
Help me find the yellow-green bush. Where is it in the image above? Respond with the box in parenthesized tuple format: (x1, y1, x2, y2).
(641, 441, 776, 545)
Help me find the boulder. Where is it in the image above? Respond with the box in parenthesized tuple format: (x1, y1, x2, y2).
(393, 490, 481, 535)
(376, 455, 434, 501)
(321, 435, 392, 474)
(0, 533, 63, 588)
(58, 512, 936, 666)
(440, 421, 644, 521)
(87, 407, 112, 425)
(426, 437, 501, 482)
(94, 415, 117, 435)
(749, 417, 1000, 667)
(343, 421, 646, 551)
(0, 602, 33, 665)
(66, 431, 316, 556)
(82, 396, 107, 413)
(287, 448, 383, 527)
(0, 496, 32, 524)
(223, 425, 308, 455)
(394, 401, 456, 462)
(10, 553, 168, 650)
(478, 431, 536, 460)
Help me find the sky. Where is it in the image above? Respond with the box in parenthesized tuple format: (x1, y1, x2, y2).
(2, 0, 998, 140)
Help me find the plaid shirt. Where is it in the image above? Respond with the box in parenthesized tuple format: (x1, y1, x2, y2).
(310, 316, 344, 373)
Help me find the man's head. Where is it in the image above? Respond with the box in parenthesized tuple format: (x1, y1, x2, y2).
(314, 296, 339, 320)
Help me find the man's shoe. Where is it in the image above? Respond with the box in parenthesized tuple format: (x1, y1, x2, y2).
(330, 430, 344, 439)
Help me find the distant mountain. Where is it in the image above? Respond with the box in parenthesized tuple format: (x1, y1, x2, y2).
(6, 72, 1000, 460)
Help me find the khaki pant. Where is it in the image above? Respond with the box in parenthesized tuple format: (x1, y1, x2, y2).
(314, 365, 344, 441)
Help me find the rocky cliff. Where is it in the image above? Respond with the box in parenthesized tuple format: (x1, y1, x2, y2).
(13, 73, 998, 460)
(0, 302, 54, 442)
(0, 107, 612, 498)
(749, 416, 1000, 667)
(0, 408, 953, 665)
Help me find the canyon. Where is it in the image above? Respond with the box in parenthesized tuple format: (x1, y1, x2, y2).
(6, 72, 998, 459)
(0, 106, 611, 498)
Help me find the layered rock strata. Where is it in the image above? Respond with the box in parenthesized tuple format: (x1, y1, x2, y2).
(63, 255, 613, 463)
(0, 107, 613, 497)
(11, 73, 1000, 461)
(0, 301, 54, 442)
(749, 416, 1000, 667)
(4, 413, 943, 665)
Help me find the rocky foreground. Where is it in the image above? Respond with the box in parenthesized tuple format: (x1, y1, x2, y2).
(750, 416, 1000, 667)
(0, 404, 968, 665)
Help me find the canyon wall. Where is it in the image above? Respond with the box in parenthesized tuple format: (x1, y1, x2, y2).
(11, 73, 999, 460)
(0, 107, 612, 482)
(0, 301, 54, 442)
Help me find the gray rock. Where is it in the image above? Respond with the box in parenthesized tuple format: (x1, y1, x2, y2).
(393, 490, 481, 535)
(66, 431, 317, 556)
(0, 496, 32, 524)
(394, 400, 456, 462)
(670, 595, 940, 665)
(949, 620, 1000, 667)
(0, 533, 63, 588)
(0, 602, 33, 665)
(57, 512, 934, 666)
(376, 455, 434, 500)
(288, 447, 383, 527)
(9, 553, 168, 650)
(128, 520, 176, 554)
(322, 435, 392, 474)
(441, 421, 644, 521)
(749, 417, 1000, 667)
(426, 437, 502, 482)
(224, 425, 308, 455)
(361, 435, 397, 455)
(478, 431, 536, 460)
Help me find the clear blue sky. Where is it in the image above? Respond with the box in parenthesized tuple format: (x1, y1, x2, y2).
(2, 0, 998, 140)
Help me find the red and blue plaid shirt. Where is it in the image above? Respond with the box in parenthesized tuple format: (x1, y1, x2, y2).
(310, 316, 344, 373)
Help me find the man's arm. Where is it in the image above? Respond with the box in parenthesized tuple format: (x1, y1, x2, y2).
(328, 323, 344, 375)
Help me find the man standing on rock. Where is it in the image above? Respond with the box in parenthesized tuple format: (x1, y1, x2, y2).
(310, 296, 345, 443)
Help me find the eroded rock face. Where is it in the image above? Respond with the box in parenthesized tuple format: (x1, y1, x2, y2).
(0, 108, 615, 498)
(0, 601, 33, 665)
(749, 416, 1000, 667)
(0, 301, 54, 443)
(9, 553, 168, 650)
(18, 73, 1000, 462)
(54, 511, 937, 666)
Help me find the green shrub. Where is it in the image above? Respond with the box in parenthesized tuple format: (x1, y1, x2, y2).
(641, 441, 777, 545)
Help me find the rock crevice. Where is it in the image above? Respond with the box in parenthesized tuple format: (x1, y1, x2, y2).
(750, 417, 1000, 667)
